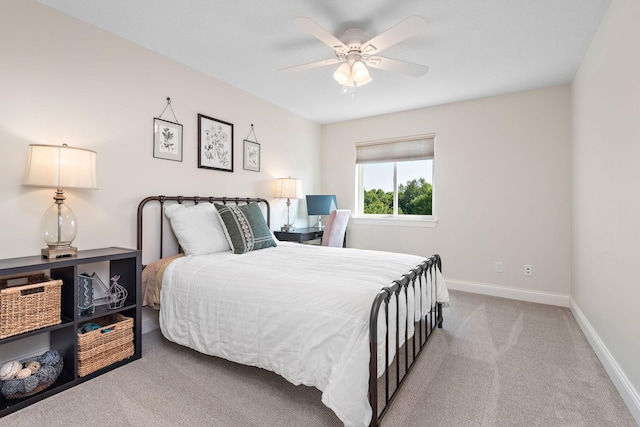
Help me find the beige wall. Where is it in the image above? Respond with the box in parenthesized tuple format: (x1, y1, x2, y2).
(322, 86, 572, 305)
(572, 0, 640, 420)
(0, 0, 321, 261)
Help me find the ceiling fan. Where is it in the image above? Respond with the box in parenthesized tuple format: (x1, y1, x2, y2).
(279, 15, 430, 90)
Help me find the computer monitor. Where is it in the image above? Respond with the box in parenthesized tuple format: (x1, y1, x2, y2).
(306, 195, 337, 227)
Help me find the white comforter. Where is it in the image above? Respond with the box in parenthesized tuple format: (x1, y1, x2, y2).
(160, 242, 449, 426)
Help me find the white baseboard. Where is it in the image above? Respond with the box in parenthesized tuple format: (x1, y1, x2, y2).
(446, 278, 570, 307)
(570, 299, 640, 425)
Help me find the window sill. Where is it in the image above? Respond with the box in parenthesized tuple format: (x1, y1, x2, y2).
(351, 216, 438, 228)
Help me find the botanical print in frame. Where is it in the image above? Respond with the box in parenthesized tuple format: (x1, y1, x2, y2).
(198, 114, 234, 172)
(153, 118, 183, 161)
(243, 139, 260, 172)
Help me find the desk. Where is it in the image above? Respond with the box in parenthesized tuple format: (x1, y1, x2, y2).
(274, 227, 346, 247)
(274, 227, 323, 244)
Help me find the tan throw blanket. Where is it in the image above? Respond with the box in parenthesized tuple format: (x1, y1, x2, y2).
(141, 254, 184, 309)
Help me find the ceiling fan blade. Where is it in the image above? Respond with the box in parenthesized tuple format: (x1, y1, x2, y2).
(366, 56, 429, 77)
(293, 16, 348, 53)
(361, 16, 429, 55)
(278, 58, 342, 74)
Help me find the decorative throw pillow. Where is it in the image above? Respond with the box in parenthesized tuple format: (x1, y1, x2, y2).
(215, 203, 277, 254)
(164, 203, 231, 255)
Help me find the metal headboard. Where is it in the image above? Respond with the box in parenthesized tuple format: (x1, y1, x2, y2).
(137, 195, 271, 262)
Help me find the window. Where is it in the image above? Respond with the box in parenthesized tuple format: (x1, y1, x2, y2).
(356, 135, 434, 218)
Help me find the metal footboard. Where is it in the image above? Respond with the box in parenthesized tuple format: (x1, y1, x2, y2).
(369, 254, 443, 426)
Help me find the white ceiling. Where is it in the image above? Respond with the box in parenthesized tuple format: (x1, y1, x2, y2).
(38, 0, 611, 124)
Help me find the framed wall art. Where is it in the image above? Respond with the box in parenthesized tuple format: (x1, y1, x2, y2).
(198, 113, 233, 172)
(153, 117, 183, 161)
(243, 139, 260, 172)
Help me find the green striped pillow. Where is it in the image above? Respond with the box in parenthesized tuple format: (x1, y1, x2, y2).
(215, 203, 276, 254)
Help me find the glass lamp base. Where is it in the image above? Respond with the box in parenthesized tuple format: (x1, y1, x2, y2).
(281, 203, 296, 232)
(41, 245, 77, 259)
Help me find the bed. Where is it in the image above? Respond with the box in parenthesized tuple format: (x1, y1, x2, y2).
(137, 195, 449, 426)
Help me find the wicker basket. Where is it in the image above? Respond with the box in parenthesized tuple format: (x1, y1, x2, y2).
(0, 274, 62, 339)
(1, 351, 63, 399)
(77, 313, 134, 377)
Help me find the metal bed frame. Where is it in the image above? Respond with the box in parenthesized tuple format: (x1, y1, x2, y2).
(136, 195, 443, 426)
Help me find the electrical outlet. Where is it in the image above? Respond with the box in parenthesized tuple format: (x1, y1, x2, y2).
(524, 264, 533, 276)
(495, 262, 503, 273)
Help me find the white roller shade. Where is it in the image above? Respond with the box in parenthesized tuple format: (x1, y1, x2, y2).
(356, 135, 434, 164)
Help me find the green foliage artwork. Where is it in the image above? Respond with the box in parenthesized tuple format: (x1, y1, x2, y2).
(363, 178, 432, 215)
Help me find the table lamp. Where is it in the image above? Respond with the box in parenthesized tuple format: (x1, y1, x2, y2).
(274, 177, 302, 231)
(23, 144, 98, 258)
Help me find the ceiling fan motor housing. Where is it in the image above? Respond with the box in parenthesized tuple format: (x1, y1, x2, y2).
(335, 28, 372, 62)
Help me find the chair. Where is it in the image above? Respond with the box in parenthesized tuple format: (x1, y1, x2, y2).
(321, 209, 351, 247)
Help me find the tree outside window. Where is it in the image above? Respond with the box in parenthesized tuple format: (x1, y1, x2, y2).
(361, 161, 433, 216)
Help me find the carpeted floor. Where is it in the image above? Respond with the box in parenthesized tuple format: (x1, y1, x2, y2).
(3, 290, 637, 426)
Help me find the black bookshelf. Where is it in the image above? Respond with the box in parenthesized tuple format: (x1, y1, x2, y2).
(0, 247, 141, 418)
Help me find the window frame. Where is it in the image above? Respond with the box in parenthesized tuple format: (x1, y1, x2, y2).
(355, 134, 436, 223)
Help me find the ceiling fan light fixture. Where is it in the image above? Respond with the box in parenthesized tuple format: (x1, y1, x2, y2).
(352, 61, 372, 86)
(355, 74, 372, 87)
(333, 62, 351, 85)
(351, 60, 367, 79)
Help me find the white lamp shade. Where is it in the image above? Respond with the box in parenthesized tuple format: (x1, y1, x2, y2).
(274, 177, 302, 199)
(24, 144, 98, 189)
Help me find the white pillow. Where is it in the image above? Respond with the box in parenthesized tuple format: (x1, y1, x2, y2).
(164, 203, 231, 255)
